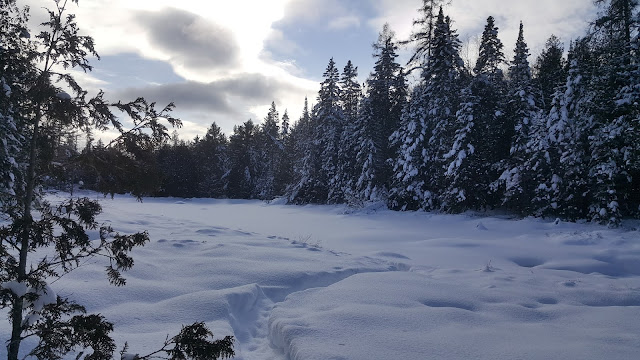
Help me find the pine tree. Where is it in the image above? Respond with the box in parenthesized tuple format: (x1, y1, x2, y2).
(422, 10, 466, 208)
(585, 0, 639, 225)
(534, 40, 593, 220)
(193, 122, 229, 198)
(337, 60, 362, 202)
(316, 58, 346, 203)
(390, 9, 468, 211)
(443, 16, 507, 211)
(288, 97, 322, 203)
(356, 24, 407, 204)
(533, 35, 567, 112)
(0, 0, 30, 208)
(280, 109, 290, 138)
(276, 109, 292, 195)
(473, 16, 507, 76)
(496, 22, 541, 213)
(404, 0, 452, 73)
(255, 102, 281, 200)
(227, 120, 258, 199)
(389, 82, 430, 210)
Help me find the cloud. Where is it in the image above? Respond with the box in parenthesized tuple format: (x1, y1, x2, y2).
(112, 74, 317, 139)
(263, 29, 306, 57)
(135, 7, 240, 70)
(114, 73, 293, 113)
(328, 16, 361, 30)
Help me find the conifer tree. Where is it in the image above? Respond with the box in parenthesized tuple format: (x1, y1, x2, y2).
(533, 35, 567, 112)
(585, 0, 639, 225)
(276, 110, 292, 195)
(355, 24, 407, 203)
(389, 82, 431, 210)
(496, 22, 540, 213)
(443, 16, 507, 211)
(255, 102, 281, 200)
(0, 0, 29, 208)
(422, 10, 466, 208)
(316, 58, 346, 203)
(404, 0, 451, 73)
(337, 60, 362, 202)
(288, 98, 321, 203)
(194, 122, 229, 198)
(227, 120, 259, 199)
(534, 40, 593, 220)
(280, 109, 290, 139)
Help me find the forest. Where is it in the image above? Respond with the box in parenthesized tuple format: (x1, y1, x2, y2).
(41, 1, 638, 227)
(1, 0, 640, 359)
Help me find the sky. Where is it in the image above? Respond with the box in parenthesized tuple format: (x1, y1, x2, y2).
(21, 0, 598, 140)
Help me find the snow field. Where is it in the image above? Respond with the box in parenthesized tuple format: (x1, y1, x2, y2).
(2, 191, 639, 359)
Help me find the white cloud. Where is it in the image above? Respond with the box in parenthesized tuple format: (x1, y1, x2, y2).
(328, 15, 361, 30)
(21, 0, 317, 138)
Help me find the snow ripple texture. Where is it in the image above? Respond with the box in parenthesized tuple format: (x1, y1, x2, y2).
(3, 191, 638, 360)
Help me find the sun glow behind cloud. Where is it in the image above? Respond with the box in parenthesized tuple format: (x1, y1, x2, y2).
(19, 0, 598, 140)
(21, 0, 321, 137)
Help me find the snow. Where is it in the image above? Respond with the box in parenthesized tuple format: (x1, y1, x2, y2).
(56, 91, 72, 100)
(3, 190, 640, 359)
(1, 281, 28, 297)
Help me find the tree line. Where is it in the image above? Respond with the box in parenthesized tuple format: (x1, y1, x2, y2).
(60, 0, 640, 227)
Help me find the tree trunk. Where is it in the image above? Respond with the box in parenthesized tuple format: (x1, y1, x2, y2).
(7, 108, 41, 360)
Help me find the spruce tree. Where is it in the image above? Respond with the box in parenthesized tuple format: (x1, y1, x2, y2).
(288, 98, 321, 203)
(533, 35, 567, 112)
(585, 0, 639, 225)
(276, 110, 292, 195)
(337, 60, 362, 202)
(316, 58, 346, 204)
(404, 0, 452, 73)
(422, 10, 466, 209)
(227, 120, 258, 199)
(496, 22, 541, 213)
(356, 24, 407, 203)
(255, 102, 281, 200)
(535, 40, 593, 220)
(194, 122, 229, 198)
(443, 16, 507, 211)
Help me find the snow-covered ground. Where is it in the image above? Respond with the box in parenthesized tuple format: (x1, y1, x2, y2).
(4, 191, 640, 359)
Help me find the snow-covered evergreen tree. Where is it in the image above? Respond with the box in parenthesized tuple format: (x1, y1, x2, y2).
(0, 0, 31, 209)
(443, 16, 507, 211)
(534, 40, 593, 220)
(276, 109, 292, 194)
(533, 35, 567, 112)
(389, 82, 430, 210)
(422, 10, 466, 209)
(227, 120, 258, 199)
(254, 102, 282, 200)
(354, 24, 406, 204)
(315, 58, 346, 204)
(337, 60, 362, 202)
(496, 22, 541, 213)
(195, 122, 229, 198)
(288, 97, 323, 203)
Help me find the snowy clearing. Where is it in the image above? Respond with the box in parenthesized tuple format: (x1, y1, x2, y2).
(3, 191, 639, 359)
